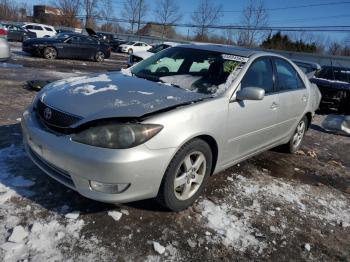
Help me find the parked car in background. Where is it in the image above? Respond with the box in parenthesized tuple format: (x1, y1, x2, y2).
(22, 23, 56, 38)
(3, 23, 37, 42)
(119, 41, 151, 54)
(0, 23, 10, 61)
(0, 38, 10, 61)
(22, 32, 111, 62)
(0, 23, 8, 39)
(21, 44, 320, 211)
(85, 28, 127, 52)
(292, 59, 321, 78)
(127, 42, 179, 67)
(310, 65, 350, 114)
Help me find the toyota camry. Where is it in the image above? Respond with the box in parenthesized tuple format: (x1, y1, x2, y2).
(21, 44, 321, 211)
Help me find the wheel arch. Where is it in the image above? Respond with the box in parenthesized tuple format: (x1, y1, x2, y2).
(304, 112, 312, 129)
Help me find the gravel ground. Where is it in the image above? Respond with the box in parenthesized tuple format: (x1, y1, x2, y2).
(0, 42, 349, 262)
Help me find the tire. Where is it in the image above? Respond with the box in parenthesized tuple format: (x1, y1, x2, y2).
(156, 66, 169, 73)
(156, 139, 212, 212)
(283, 116, 308, 154)
(43, 47, 57, 60)
(128, 48, 133, 54)
(94, 51, 105, 62)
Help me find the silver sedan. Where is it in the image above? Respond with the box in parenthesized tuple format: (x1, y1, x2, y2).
(21, 44, 321, 211)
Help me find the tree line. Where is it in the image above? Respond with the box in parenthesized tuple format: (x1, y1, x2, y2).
(1, 0, 349, 56)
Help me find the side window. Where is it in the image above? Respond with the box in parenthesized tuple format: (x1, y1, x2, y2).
(69, 36, 80, 44)
(26, 25, 33, 30)
(189, 61, 210, 73)
(45, 27, 53, 31)
(241, 58, 274, 94)
(135, 43, 142, 46)
(34, 26, 43, 31)
(275, 58, 305, 91)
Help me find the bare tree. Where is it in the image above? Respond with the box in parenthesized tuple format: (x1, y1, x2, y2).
(155, 0, 182, 38)
(122, 0, 147, 34)
(82, 0, 99, 28)
(328, 41, 342, 56)
(52, 0, 80, 27)
(237, 0, 268, 47)
(191, 0, 222, 41)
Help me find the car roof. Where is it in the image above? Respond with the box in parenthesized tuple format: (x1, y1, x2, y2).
(23, 23, 54, 27)
(322, 65, 350, 71)
(177, 44, 261, 57)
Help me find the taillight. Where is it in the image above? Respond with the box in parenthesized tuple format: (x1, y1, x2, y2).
(0, 28, 7, 36)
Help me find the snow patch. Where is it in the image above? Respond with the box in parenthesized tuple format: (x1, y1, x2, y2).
(65, 211, 80, 220)
(153, 241, 165, 255)
(71, 83, 118, 95)
(199, 199, 265, 252)
(8, 226, 28, 243)
(108, 211, 123, 221)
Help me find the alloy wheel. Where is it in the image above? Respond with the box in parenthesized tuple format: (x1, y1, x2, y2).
(174, 151, 206, 201)
(292, 121, 306, 148)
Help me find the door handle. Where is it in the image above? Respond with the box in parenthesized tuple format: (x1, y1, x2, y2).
(270, 102, 279, 110)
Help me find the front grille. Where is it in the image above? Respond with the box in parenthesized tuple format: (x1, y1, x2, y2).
(36, 100, 82, 129)
(27, 145, 75, 189)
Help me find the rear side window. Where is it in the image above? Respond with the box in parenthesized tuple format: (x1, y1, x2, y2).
(25, 25, 33, 29)
(275, 58, 305, 91)
(45, 27, 53, 31)
(241, 58, 274, 94)
(34, 26, 43, 30)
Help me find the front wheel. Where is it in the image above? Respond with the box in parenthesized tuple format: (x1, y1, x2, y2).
(94, 51, 105, 62)
(156, 139, 212, 212)
(43, 47, 57, 60)
(285, 116, 308, 153)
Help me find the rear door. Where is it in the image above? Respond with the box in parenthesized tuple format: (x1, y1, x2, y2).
(272, 57, 308, 138)
(226, 57, 281, 163)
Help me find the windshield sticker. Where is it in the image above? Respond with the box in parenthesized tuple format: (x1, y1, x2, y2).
(222, 54, 249, 63)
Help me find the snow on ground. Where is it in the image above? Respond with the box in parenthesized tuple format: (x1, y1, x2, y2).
(198, 169, 350, 253)
(0, 145, 112, 261)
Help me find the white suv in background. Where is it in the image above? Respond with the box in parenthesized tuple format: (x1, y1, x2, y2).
(22, 23, 56, 38)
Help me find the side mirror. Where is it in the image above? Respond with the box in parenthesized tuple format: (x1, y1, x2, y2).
(236, 87, 265, 101)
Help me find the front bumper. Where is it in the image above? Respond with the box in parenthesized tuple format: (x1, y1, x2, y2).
(21, 109, 176, 203)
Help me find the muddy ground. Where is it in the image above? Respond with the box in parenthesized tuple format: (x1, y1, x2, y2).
(0, 42, 349, 262)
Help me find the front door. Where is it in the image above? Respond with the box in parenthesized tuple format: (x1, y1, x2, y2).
(225, 57, 281, 165)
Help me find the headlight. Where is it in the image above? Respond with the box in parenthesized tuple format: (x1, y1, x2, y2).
(71, 123, 163, 149)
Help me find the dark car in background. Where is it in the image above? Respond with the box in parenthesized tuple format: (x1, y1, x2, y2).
(22, 32, 111, 62)
(3, 23, 37, 42)
(85, 28, 127, 51)
(310, 65, 350, 114)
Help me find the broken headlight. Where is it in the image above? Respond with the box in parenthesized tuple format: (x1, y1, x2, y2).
(71, 124, 163, 149)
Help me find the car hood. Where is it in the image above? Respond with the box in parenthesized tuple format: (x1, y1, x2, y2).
(133, 51, 153, 60)
(39, 72, 210, 125)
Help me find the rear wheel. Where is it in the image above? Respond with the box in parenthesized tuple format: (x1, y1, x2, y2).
(284, 116, 308, 153)
(94, 51, 105, 62)
(43, 47, 57, 60)
(156, 139, 212, 211)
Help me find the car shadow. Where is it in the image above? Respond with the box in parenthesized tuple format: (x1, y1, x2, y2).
(0, 123, 167, 216)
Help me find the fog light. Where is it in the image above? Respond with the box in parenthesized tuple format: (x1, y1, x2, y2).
(89, 181, 130, 194)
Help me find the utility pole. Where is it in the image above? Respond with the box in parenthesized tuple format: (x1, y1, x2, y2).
(137, 0, 143, 35)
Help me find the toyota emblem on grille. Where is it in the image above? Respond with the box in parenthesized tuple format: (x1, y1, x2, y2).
(43, 107, 52, 120)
